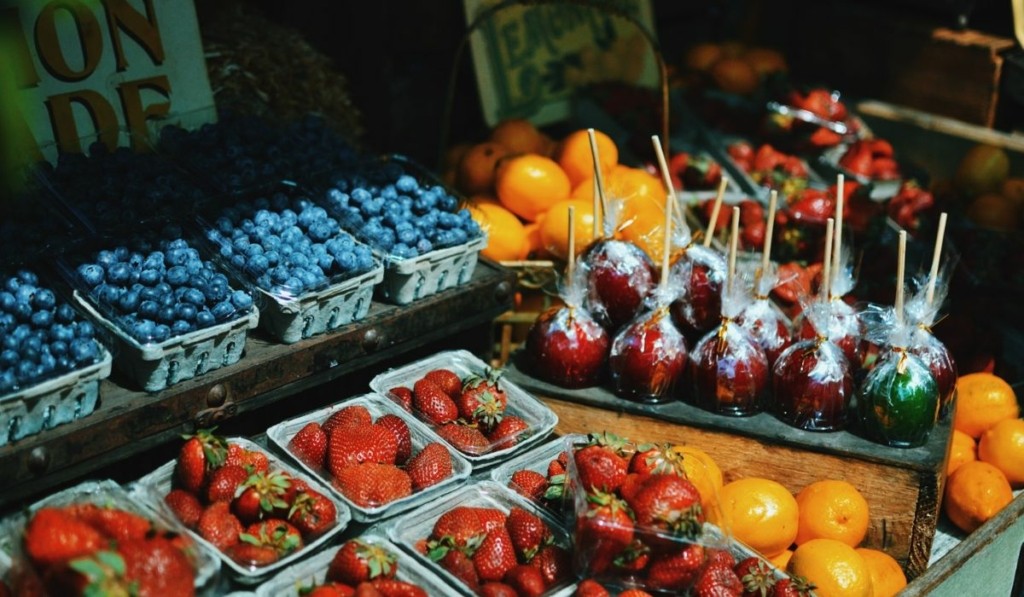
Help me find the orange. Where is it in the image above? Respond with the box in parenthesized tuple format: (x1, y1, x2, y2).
(769, 549, 793, 570)
(523, 221, 545, 257)
(1000, 177, 1024, 209)
(793, 480, 870, 547)
(557, 129, 619, 188)
(685, 42, 723, 72)
(711, 477, 798, 558)
(978, 418, 1024, 486)
(946, 429, 977, 477)
(953, 372, 1020, 438)
(619, 201, 670, 264)
(743, 47, 788, 78)
(457, 142, 509, 196)
(495, 154, 571, 222)
(966, 192, 1019, 231)
(465, 202, 529, 262)
(489, 118, 552, 156)
(538, 199, 596, 260)
(955, 144, 1010, 196)
(943, 460, 1014, 533)
(671, 445, 724, 515)
(443, 142, 473, 172)
(787, 538, 873, 597)
(856, 548, 907, 597)
(710, 57, 759, 95)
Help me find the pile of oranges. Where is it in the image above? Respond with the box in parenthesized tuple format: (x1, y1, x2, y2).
(944, 371, 1022, 533)
(444, 120, 673, 264)
(682, 41, 788, 96)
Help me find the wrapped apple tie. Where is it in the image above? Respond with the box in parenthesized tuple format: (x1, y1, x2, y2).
(857, 231, 940, 448)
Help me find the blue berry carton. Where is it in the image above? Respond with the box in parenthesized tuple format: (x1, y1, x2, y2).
(60, 227, 259, 392)
(317, 155, 486, 305)
(199, 184, 384, 343)
(0, 268, 113, 446)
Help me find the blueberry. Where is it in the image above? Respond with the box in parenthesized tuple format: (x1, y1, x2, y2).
(16, 360, 36, 383)
(297, 269, 321, 289)
(138, 300, 159, 319)
(205, 282, 229, 303)
(335, 251, 357, 272)
(326, 189, 348, 207)
(96, 250, 117, 268)
(49, 340, 68, 356)
(415, 238, 434, 254)
(32, 289, 56, 311)
(55, 303, 76, 323)
(231, 290, 253, 310)
(30, 309, 53, 328)
(284, 277, 304, 292)
(175, 303, 198, 321)
(171, 320, 192, 336)
(166, 248, 189, 266)
(15, 285, 35, 305)
(77, 264, 104, 288)
(0, 349, 18, 368)
(230, 254, 246, 270)
(212, 301, 236, 321)
(156, 306, 175, 323)
(316, 253, 334, 271)
(132, 319, 156, 340)
(166, 238, 188, 250)
(0, 291, 14, 311)
(39, 352, 56, 375)
(216, 216, 234, 234)
(155, 282, 172, 297)
(151, 324, 170, 343)
(244, 243, 264, 257)
(196, 310, 215, 327)
(246, 254, 270, 276)
(118, 289, 141, 312)
(396, 174, 418, 193)
(308, 221, 333, 242)
(351, 188, 372, 204)
(391, 244, 416, 259)
(51, 323, 75, 343)
(74, 320, 94, 339)
(128, 252, 145, 270)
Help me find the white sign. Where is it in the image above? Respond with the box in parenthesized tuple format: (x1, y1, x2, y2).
(1, 0, 216, 163)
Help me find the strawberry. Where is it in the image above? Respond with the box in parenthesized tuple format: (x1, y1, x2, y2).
(625, 474, 704, 552)
(706, 547, 737, 569)
(234, 470, 297, 524)
(205, 464, 249, 503)
(576, 490, 634, 575)
(629, 444, 685, 476)
(225, 443, 270, 473)
(243, 519, 303, 558)
(735, 556, 776, 597)
(389, 387, 414, 411)
(503, 564, 545, 597)
(488, 415, 529, 449)
(437, 423, 490, 454)
(529, 544, 570, 586)
(369, 578, 428, 597)
(288, 422, 328, 468)
(327, 538, 397, 586)
(472, 527, 518, 582)
(575, 579, 610, 597)
(645, 543, 706, 591)
(771, 576, 816, 597)
(439, 550, 480, 592)
(118, 535, 196, 596)
(226, 542, 280, 567)
(412, 379, 458, 424)
(176, 429, 227, 493)
(377, 414, 412, 464)
(428, 507, 487, 553)
(505, 507, 552, 561)
(547, 457, 565, 478)
(51, 550, 127, 596)
(475, 507, 509, 532)
(423, 368, 462, 397)
(479, 583, 518, 597)
(323, 405, 373, 437)
(64, 503, 151, 542)
(288, 489, 338, 537)
(305, 583, 355, 597)
(328, 423, 400, 476)
(509, 469, 548, 502)
(612, 540, 650, 573)
(197, 501, 242, 551)
(23, 508, 104, 567)
(692, 562, 743, 597)
(333, 463, 412, 507)
(618, 473, 646, 504)
(406, 442, 453, 491)
(456, 372, 507, 428)
(574, 445, 628, 492)
(164, 489, 203, 529)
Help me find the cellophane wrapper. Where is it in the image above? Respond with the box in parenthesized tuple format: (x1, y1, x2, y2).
(735, 262, 794, 366)
(856, 347, 939, 448)
(580, 237, 657, 332)
(667, 245, 727, 338)
(608, 287, 688, 404)
(903, 273, 958, 418)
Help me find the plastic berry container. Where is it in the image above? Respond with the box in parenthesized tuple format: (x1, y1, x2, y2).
(254, 533, 451, 597)
(0, 479, 221, 594)
(0, 268, 113, 446)
(813, 141, 903, 201)
(131, 437, 351, 585)
(316, 154, 486, 305)
(267, 393, 473, 522)
(197, 183, 384, 344)
(369, 349, 559, 468)
(385, 480, 573, 597)
(488, 434, 583, 516)
(700, 130, 825, 204)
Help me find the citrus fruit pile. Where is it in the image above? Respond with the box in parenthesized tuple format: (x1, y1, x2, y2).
(954, 144, 1024, 232)
(681, 41, 788, 96)
(944, 372, 1022, 533)
(445, 121, 674, 264)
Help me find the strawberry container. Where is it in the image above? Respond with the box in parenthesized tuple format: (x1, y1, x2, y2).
(386, 480, 574, 597)
(369, 349, 559, 468)
(254, 533, 451, 596)
(131, 437, 351, 585)
(814, 142, 902, 200)
(488, 434, 584, 516)
(700, 129, 826, 204)
(266, 393, 473, 522)
(0, 479, 221, 594)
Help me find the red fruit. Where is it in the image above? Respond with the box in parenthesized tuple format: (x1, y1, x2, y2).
(691, 323, 770, 417)
(529, 544, 571, 586)
(227, 542, 280, 567)
(306, 584, 355, 597)
(646, 543, 706, 591)
(489, 415, 529, 449)
(505, 507, 552, 561)
(504, 564, 546, 597)
(472, 527, 518, 582)
(574, 445, 628, 492)
(771, 576, 816, 597)
(629, 444, 685, 476)
(609, 307, 690, 402)
(243, 519, 304, 558)
(437, 423, 491, 454)
(412, 379, 458, 424)
(525, 305, 610, 389)
(327, 539, 397, 586)
(234, 470, 298, 524)
(670, 255, 726, 339)
(323, 405, 373, 437)
(176, 430, 227, 493)
(702, 198, 731, 233)
(369, 578, 428, 597)
(706, 548, 737, 569)
(23, 508, 104, 567)
(407, 442, 453, 491)
(575, 490, 634, 575)
(668, 152, 690, 189)
(548, 453, 568, 477)
(333, 463, 412, 507)
(289, 422, 329, 468)
(197, 501, 243, 551)
(479, 582, 518, 597)
(580, 239, 656, 330)
(692, 562, 744, 596)
(429, 507, 487, 551)
(225, 443, 270, 473)
(458, 370, 509, 427)
(626, 474, 704, 553)
(118, 535, 196, 596)
(389, 387, 414, 411)
(423, 369, 462, 397)
(327, 423, 400, 476)
(164, 489, 203, 529)
(575, 579, 611, 597)
(684, 153, 723, 190)
(288, 489, 338, 537)
(734, 556, 777, 597)
(438, 549, 481, 592)
(377, 414, 412, 464)
(64, 503, 152, 542)
(509, 469, 548, 502)
(205, 464, 250, 504)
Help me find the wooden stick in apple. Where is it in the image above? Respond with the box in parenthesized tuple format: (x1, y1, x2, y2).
(587, 128, 608, 239)
(703, 177, 728, 248)
(896, 230, 907, 324)
(831, 174, 845, 297)
(925, 212, 948, 306)
(822, 218, 835, 302)
(760, 189, 779, 284)
(728, 207, 740, 295)
(566, 204, 576, 280)
(650, 134, 676, 286)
